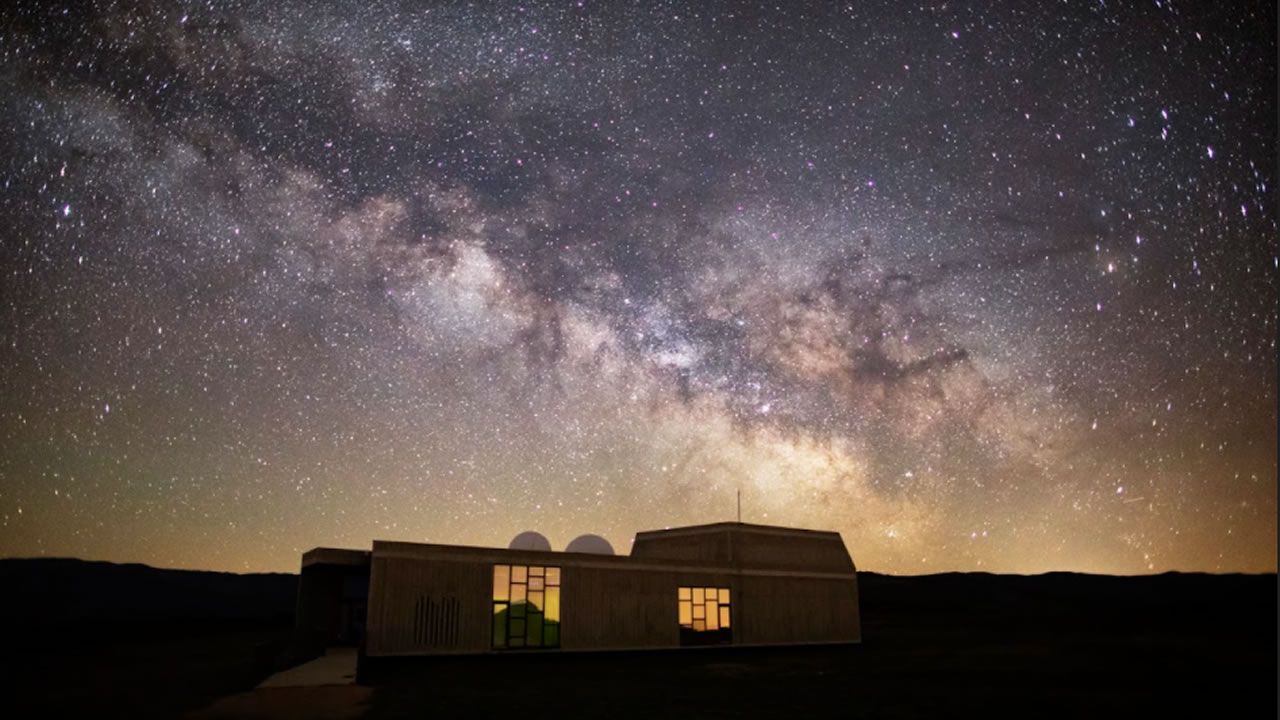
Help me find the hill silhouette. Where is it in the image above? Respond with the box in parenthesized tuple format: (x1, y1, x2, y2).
(3, 558, 1274, 718)
(1, 557, 297, 627)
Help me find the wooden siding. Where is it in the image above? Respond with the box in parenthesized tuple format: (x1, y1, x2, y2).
(364, 541, 859, 656)
(736, 574, 860, 644)
(629, 530, 731, 564)
(631, 523, 857, 575)
(733, 530, 854, 574)
(367, 556, 492, 654)
(558, 566, 738, 650)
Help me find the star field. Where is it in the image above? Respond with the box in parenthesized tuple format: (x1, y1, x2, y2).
(0, 0, 1275, 574)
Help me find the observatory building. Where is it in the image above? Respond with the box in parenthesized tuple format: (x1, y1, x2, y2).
(295, 522, 860, 661)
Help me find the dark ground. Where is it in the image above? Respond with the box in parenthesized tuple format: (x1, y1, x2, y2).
(3, 559, 1275, 718)
(4, 558, 298, 719)
(10, 621, 294, 718)
(365, 572, 1277, 719)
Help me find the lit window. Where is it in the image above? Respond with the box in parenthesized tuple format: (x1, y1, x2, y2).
(493, 564, 561, 649)
(677, 586, 732, 644)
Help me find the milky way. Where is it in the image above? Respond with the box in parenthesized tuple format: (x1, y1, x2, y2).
(1, 1, 1275, 574)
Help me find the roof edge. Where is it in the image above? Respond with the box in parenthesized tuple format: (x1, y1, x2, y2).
(302, 547, 371, 568)
(633, 521, 842, 539)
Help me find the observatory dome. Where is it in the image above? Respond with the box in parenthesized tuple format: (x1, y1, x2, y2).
(508, 530, 552, 551)
(565, 533, 615, 555)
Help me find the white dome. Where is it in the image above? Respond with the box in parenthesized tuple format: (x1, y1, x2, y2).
(508, 530, 552, 551)
(565, 534, 614, 555)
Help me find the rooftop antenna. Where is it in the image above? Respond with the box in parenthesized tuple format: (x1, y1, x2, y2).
(737, 488, 741, 523)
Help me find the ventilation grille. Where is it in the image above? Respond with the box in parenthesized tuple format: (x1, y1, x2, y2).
(413, 595, 460, 648)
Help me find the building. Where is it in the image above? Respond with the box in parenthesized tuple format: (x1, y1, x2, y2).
(295, 522, 860, 660)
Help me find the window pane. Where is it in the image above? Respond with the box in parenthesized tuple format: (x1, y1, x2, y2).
(707, 606, 719, 631)
(678, 587, 691, 601)
(493, 604, 508, 647)
(493, 566, 510, 601)
(527, 612, 543, 645)
(693, 619, 705, 631)
(693, 604, 705, 620)
(706, 588, 717, 601)
(693, 588, 704, 603)
(720, 588, 730, 604)
(545, 587, 561, 622)
(494, 565, 562, 650)
(678, 600, 692, 625)
(719, 606, 731, 628)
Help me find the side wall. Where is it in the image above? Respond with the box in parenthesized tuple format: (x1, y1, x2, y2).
(630, 531, 731, 564)
(632, 527, 855, 574)
(737, 574, 860, 644)
(366, 556, 492, 655)
(558, 566, 737, 651)
(365, 552, 859, 655)
(733, 532, 855, 575)
(296, 563, 370, 648)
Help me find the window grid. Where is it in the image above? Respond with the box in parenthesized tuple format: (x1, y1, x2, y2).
(678, 586, 731, 632)
(492, 564, 561, 649)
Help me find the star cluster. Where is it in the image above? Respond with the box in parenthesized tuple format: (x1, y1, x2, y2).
(1, 1, 1274, 573)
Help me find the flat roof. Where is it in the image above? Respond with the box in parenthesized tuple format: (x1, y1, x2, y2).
(634, 521, 843, 540)
(302, 547, 371, 568)
(303, 522, 853, 575)
(369, 539, 855, 579)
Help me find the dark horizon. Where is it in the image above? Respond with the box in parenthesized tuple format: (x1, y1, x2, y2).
(4, 549, 1279, 580)
(7, 552, 1273, 719)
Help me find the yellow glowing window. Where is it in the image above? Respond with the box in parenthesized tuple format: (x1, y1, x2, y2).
(493, 564, 561, 649)
(677, 586, 731, 632)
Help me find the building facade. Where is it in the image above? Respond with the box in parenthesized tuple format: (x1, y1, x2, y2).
(296, 522, 860, 658)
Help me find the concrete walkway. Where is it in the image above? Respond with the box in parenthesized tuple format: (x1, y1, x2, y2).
(185, 686, 372, 720)
(258, 648, 359, 688)
(185, 649, 368, 720)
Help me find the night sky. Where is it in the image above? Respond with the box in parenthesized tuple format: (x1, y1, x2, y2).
(1, 1, 1275, 575)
